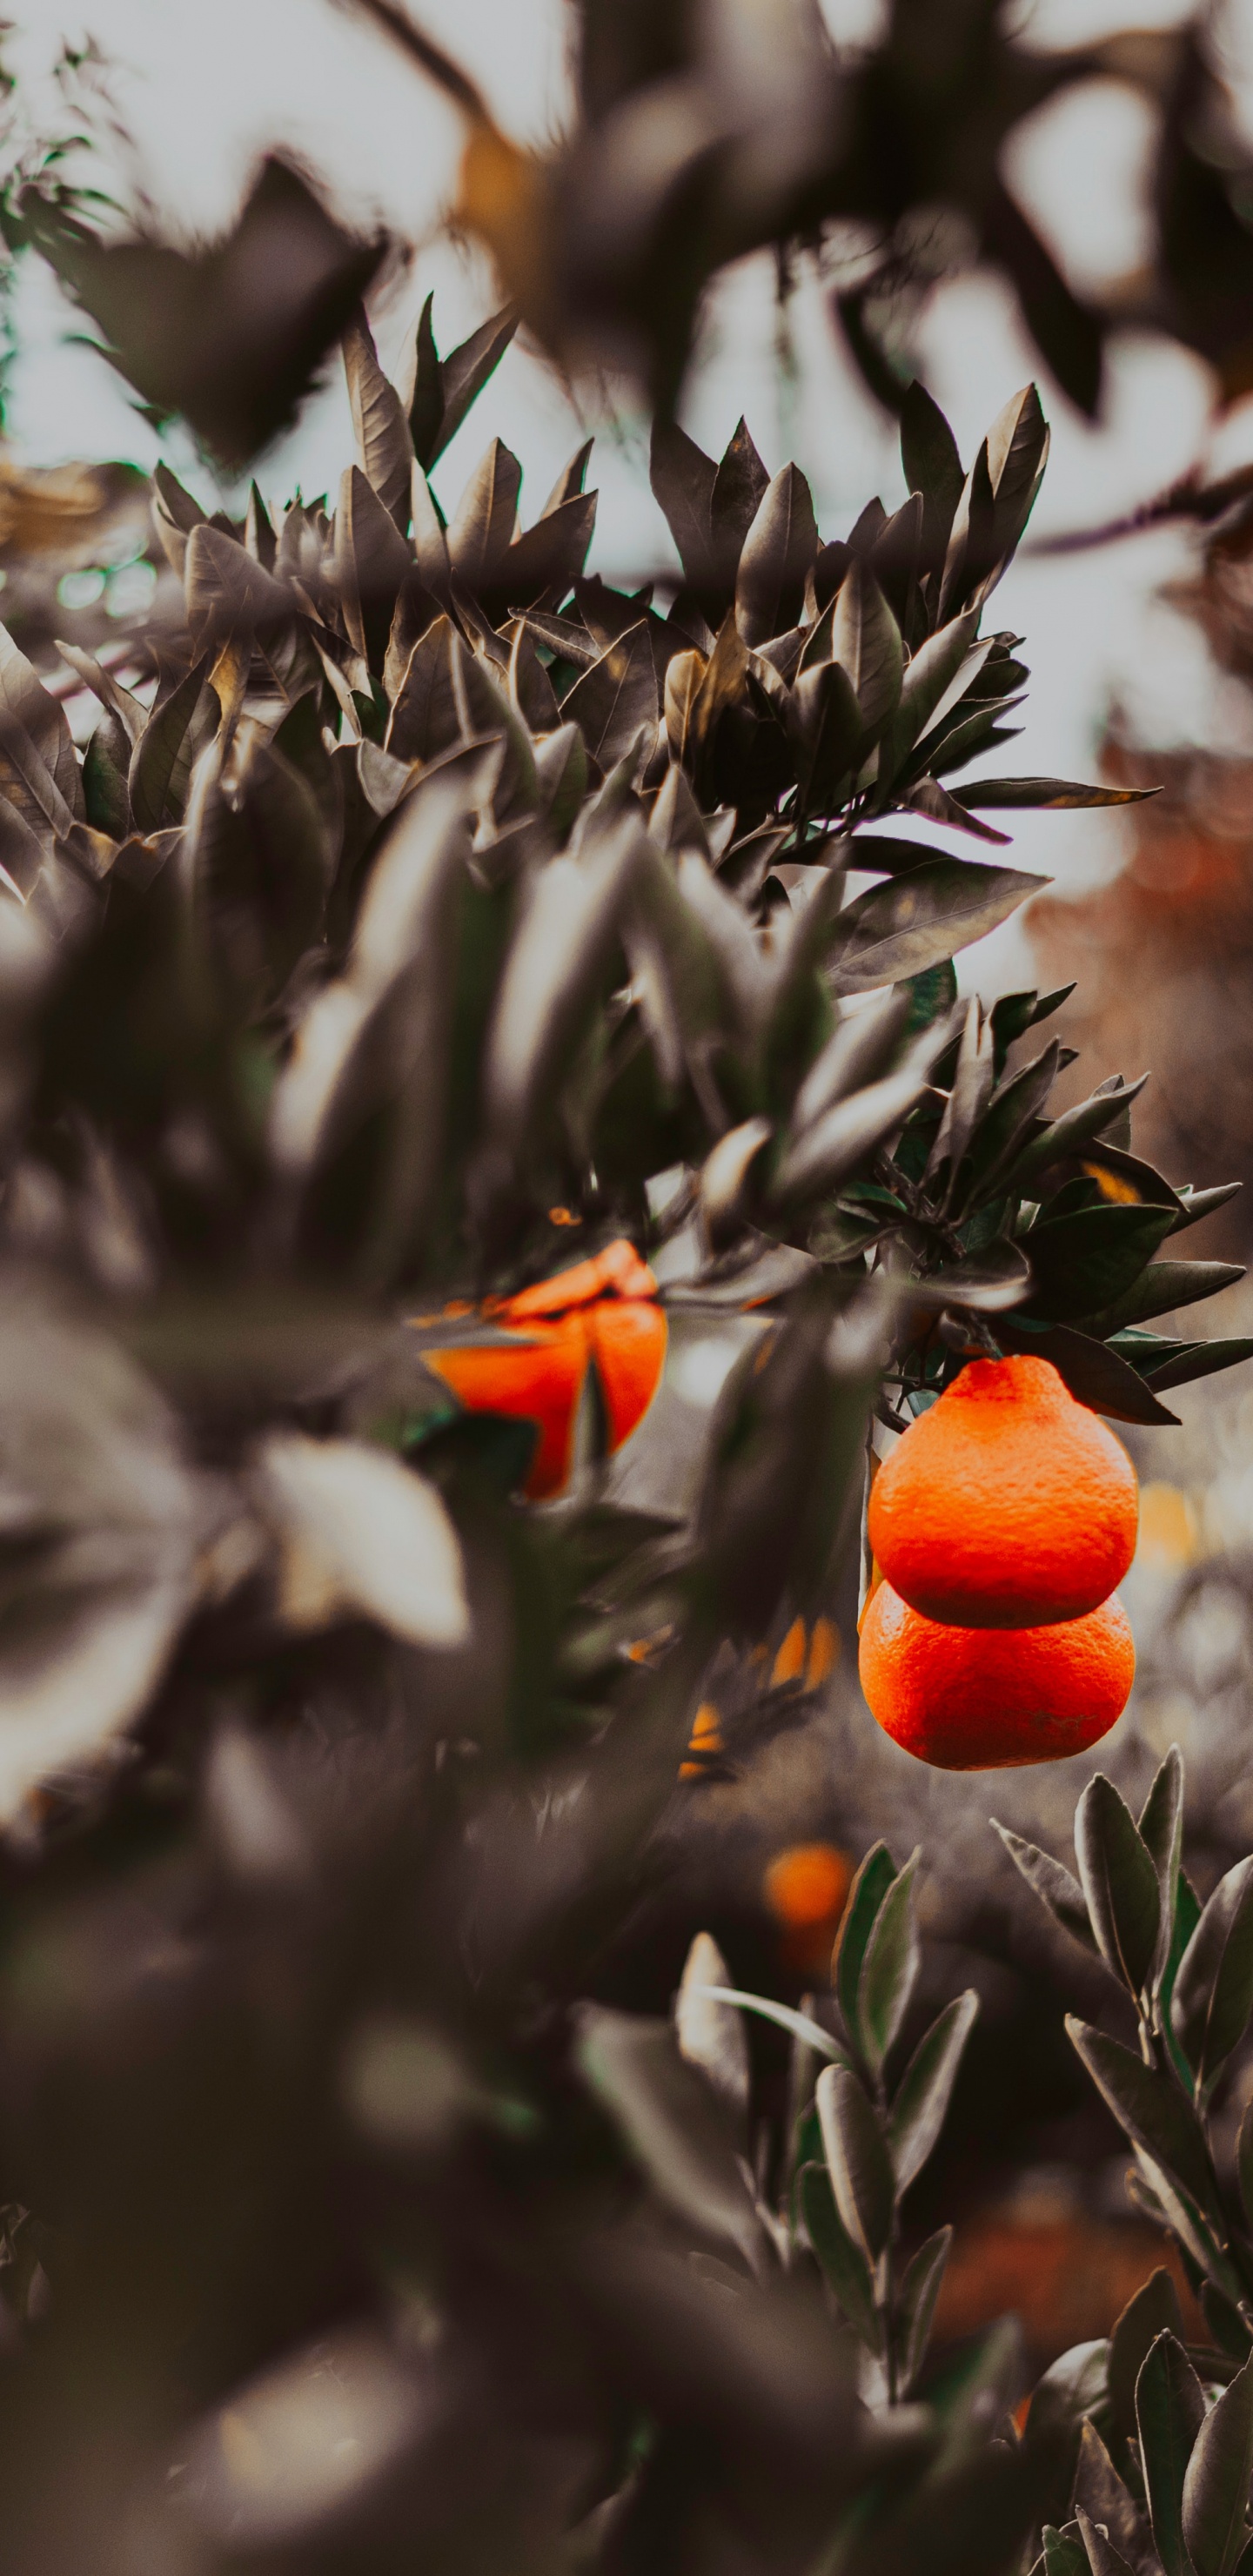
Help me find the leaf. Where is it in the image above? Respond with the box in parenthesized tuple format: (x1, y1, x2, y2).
(882, 611, 982, 780)
(30, 156, 384, 466)
(1074, 2417, 1159, 2570)
(0, 1296, 201, 1823)
(1042, 2526, 1092, 2576)
(993, 1821, 1098, 1954)
(1109, 2268, 1186, 2454)
(834, 1841, 897, 2051)
(1066, 2020, 1217, 2217)
(574, 2006, 764, 2271)
(1002, 1076, 1150, 1193)
(1144, 1339, 1253, 1393)
(815, 2063, 895, 2260)
(674, 1935, 750, 2137)
(1086, 1261, 1245, 1336)
(986, 382, 1050, 566)
(482, 814, 647, 1155)
(1140, 1746, 1185, 1989)
(1075, 2509, 1137, 2576)
(888, 1992, 979, 2194)
(342, 302, 412, 530)
(857, 1847, 921, 2076)
(257, 1433, 468, 1646)
(1184, 2360, 1253, 2576)
(735, 464, 818, 647)
(901, 381, 965, 580)
(1075, 1774, 1161, 1999)
(799, 2159, 881, 2350)
(772, 1018, 955, 1205)
(562, 621, 659, 770)
(493, 493, 597, 614)
(334, 464, 417, 671)
(830, 559, 904, 740)
(385, 614, 465, 767)
(446, 438, 522, 593)
(1136, 2331, 1207, 2576)
(0, 625, 83, 837)
(694, 1987, 847, 2063)
(896, 2227, 952, 2395)
(650, 419, 716, 591)
(1170, 1184, 1243, 1235)
(127, 657, 207, 834)
(993, 1321, 1181, 1426)
(1172, 1856, 1253, 2094)
(1023, 1203, 1179, 1324)
(792, 658, 864, 812)
(828, 858, 1047, 994)
(955, 776, 1158, 810)
(710, 418, 770, 580)
(431, 305, 517, 466)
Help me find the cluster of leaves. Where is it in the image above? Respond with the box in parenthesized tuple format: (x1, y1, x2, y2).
(0, 249, 1244, 2574)
(348, 0, 1253, 427)
(995, 1752, 1253, 2576)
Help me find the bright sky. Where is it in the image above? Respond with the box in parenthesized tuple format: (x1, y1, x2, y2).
(6, 0, 1253, 979)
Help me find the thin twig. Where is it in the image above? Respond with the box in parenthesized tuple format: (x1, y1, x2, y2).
(332, 0, 488, 124)
(1025, 459, 1253, 556)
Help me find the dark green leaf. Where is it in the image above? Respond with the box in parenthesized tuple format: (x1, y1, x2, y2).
(1042, 2525, 1091, 2576)
(994, 1320, 1180, 1424)
(561, 621, 659, 770)
(1172, 1856, 1253, 2094)
(834, 1841, 897, 2050)
(830, 558, 903, 740)
(1136, 2331, 1207, 2576)
(888, 1992, 979, 2194)
(828, 859, 1047, 995)
(858, 1846, 921, 2076)
(1145, 1339, 1253, 1394)
(446, 438, 522, 593)
(901, 380, 965, 579)
(955, 775, 1158, 811)
(1140, 1745, 1185, 1989)
(1075, 2508, 1137, 2576)
(735, 463, 818, 647)
(1184, 2357, 1253, 2576)
(959, 1039, 1061, 1193)
(127, 657, 207, 834)
(1086, 1261, 1245, 1336)
(573, 2006, 764, 2270)
(799, 2159, 881, 2350)
(1067, 2020, 1217, 2217)
(1109, 2269, 1186, 2455)
(342, 303, 412, 530)
(650, 419, 717, 591)
(428, 305, 517, 467)
(993, 1821, 1098, 1955)
(1002, 1076, 1149, 1193)
(1075, 1774, 1161, 2000)
(816, 2063, 895, 2261)
(1024, 1202, 1179, 1323)
(896, 2226, 952, 2396)
(1170, 1185, 1243, 1236)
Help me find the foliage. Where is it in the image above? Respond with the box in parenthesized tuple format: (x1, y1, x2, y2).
(0, 131, 1247, 2576)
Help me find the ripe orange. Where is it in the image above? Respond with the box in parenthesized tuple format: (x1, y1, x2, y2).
(868, 1356, 1137, 1628)
(858, 1580, 1135, 1770)
(764, 1841, 851, 1973)
(414, 1239, 667, 1499)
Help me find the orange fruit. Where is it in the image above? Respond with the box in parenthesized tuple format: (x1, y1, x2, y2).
(868, 1356, 1137, 1628)
(858, 1581, 1135, 1771)
(764, 1842, 852, 1975)
(415, 1240, 667, 1500)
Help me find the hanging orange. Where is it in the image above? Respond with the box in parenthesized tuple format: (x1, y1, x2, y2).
(859, 1580, 1135, 1771)
(412, 1238, 667, 1500)
(868, 1356, 1138, 1629)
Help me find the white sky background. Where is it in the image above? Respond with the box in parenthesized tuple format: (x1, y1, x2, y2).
(6, 0, 1253, 988)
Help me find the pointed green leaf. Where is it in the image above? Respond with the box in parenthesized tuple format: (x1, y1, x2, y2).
(1137, 2331, 1207, 2576)
(1109, 2268, 1186, 2453)
(896, 2225, 952, 2395)
(1067, 2019, 1217, 2216)
(815, 2063, 895, 2260)
(993, 1822, 1098, 1955)
(888, 1991, 979, 2193)
(1184, 2358, 1253, 2576)
(833, 1841, 896, 2052)
(858, 1846, 921, 2076)
(1172, 1857, 1253, 2094)
(1075, 1774, 1161, 1999)
(735, 464, 818, 647)
(799, 2159, 881, 2351)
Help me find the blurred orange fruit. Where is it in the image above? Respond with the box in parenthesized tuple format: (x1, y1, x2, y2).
(868, 1356, 1137, 1628)
(859, 1580, 1135, 1770)
(414, 1238, 667, 1499)
(765, 1841, 852, 1975)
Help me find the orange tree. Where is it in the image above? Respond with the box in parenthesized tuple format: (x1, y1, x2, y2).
(0, 39, 1248, 2566)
